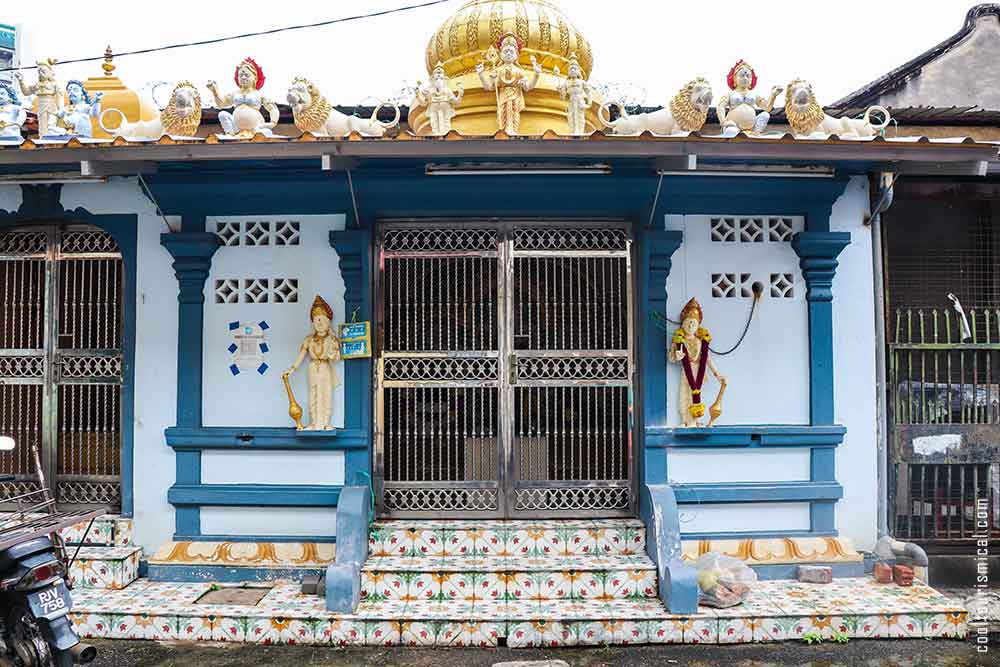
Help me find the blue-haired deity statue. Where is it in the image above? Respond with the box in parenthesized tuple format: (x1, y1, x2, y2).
(0, 81, 26, 140)
(50, 80, 103, 138)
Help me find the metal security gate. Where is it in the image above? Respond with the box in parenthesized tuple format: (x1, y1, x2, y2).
(888, 306, 1000, 546)
(0, 226, 124, 509)
(375, 221, 635, 518)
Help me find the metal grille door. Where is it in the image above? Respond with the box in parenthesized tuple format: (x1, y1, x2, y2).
(0, 226, 123, 508)
(376, 222, 634, 518)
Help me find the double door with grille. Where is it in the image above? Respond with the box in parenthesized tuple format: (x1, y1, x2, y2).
(375, 221, 634, 518)
(0, 226, 124, 509)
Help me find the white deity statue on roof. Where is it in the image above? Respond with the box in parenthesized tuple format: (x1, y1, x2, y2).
(476, 32, 542, 135)
(207, 57, 279, 139)
(414, 61, 464, 136)
(555, 53, 592, 135)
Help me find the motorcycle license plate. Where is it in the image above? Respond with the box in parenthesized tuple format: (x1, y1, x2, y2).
(27, 582, 72, 620)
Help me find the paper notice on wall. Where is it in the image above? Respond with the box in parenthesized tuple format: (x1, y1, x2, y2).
(911, 433, 962, 457)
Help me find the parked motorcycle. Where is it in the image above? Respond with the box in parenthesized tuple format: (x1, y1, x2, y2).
(0, 436, 101, 666)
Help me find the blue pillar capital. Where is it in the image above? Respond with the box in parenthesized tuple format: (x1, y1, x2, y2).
(160, 232, 222, 305)
(791, 232, 851, 303)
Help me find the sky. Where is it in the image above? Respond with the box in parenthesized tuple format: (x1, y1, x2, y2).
(6, 0, 980, 108)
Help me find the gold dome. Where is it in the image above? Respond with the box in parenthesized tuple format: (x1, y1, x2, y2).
(412, 0, 604, 136)
(425, 0, 593, 80)
(81, 47, 159, 139)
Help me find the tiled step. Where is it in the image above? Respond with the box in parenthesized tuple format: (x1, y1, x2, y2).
(62, 515, 134, 547)
(67, 578, 968, 647)
(67, 546, 141, 590)
(362, 554, 657, 602)
(370, 519, 646, 558)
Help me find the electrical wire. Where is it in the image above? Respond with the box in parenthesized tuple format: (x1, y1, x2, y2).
(1, 0, 456, 72)
(651, 292, 760, 356)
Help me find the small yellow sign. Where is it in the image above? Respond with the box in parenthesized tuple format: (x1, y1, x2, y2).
(339, 321, 371, 359)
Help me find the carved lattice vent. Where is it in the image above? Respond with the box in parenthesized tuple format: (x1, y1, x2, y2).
(770, 273, 795, 298)
(214, 278, 299, 304)
(212, 221, 302, 246)
(711, 273, 752, 298)
(710, 216, 799, 243)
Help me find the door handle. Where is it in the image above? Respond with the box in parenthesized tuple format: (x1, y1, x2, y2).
(509, 354, 517, 384)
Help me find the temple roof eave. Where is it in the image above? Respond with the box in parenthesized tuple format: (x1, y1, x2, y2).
(0, 132, 995, 180)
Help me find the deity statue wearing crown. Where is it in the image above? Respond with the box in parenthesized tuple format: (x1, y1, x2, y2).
(554, 52, 592, 135)
(283, 295, 341, 431)
(207, 57, 279, 139)
(716, 60, 782, 135)
(414, 61, 464, 136)
(670, 298, 726, 427)
(476, 32, 542, 135)
(14, 58, 61, 138)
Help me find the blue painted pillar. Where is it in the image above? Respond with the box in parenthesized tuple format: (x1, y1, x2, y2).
(329, 229, 372, 483)
(792, 231, 850, 534)
(790, 232, 851, 426)
(640, 229, 683, 485)
(161, 231, 221, 537)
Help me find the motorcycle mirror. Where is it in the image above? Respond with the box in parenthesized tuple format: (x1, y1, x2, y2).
(0, 436, 15, 451)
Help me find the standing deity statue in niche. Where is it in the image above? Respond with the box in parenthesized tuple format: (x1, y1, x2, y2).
(554, 52, 591, 135)
(283, 296, 341, 431)
(414, 62, 464, 136)
(14, 58, 61, 138)
(49, 80, 103, 138)
(716, 60, 782, 135)
(0, 82, 26, 140)
(476, 33, 541, 135)
(670, 298, 727, 427)
(207, 57, 279, 138)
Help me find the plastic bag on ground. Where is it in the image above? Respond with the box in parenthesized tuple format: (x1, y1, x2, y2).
(696, 552, 757, 608)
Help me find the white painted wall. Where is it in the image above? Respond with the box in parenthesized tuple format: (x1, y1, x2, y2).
(201, 450, 345, 486)
(0, 184, 23, 211)
(662, 178, 879, 548)
(678, 502, 812, 534)
(830, 176, 878, 551)
(58, 178, 179, 555)
(201, 507, 336, 538)
(665, 214, 810, 425)
(202, 215, 347, 429)
(667, 448, 811, 485)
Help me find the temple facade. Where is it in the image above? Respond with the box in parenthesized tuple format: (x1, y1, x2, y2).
(0, 0, 991, 647)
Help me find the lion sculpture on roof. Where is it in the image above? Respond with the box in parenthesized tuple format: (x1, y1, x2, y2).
(601, 78, 713, 135)
(100, 81, 202, 140)
(785, 79, 890, 138)
(286, 78, 400, 138)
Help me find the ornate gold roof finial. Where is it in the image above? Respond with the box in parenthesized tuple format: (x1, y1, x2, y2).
(102, 46, 115, 77)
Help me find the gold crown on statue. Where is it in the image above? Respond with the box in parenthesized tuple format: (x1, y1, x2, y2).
(680, 297, 703, 324)
(310, 295, 334, 321)
(432, 61, 445, 77)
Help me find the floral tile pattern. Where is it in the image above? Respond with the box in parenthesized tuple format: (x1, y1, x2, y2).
(68, 547, 141, 590)
(64, 518, 969, 648)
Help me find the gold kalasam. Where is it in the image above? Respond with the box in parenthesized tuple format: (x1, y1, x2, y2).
(411, 0, 605, 136)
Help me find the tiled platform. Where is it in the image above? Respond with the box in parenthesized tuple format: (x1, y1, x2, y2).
(68, 577, 968, 647)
